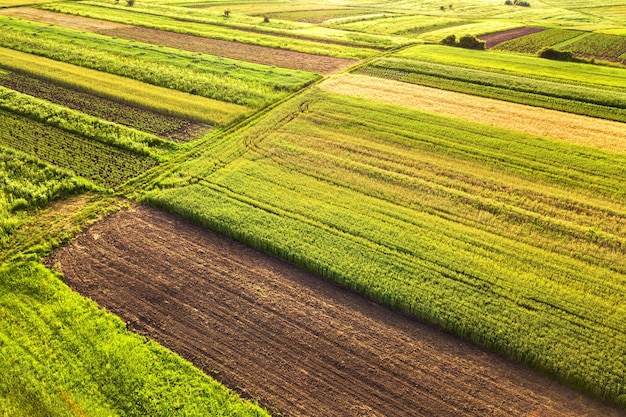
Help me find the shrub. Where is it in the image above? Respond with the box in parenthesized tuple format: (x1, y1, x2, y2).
(126, 0, 135, 6)
(504, 0, 513, 4)
(538, 47, 574, 61)
(440, 34, 457, 46)
(458, 34, 486, 50)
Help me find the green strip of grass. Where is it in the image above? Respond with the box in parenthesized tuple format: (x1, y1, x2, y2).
(0, 260, 272, 417)
(0, 16, 319, 108)
(0, 47, 250, 126)
(397, 44, 626, 88)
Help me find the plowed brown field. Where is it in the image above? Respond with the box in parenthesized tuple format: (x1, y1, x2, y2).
(47, 206, 626, 417)
(0, 8, 356, 74)
(479, 27, 545, 48)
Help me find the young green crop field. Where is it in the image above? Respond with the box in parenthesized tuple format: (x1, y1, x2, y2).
(355, 45, 626, 122)
(1, 0, 626, 415)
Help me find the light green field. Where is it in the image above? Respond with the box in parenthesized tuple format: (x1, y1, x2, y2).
(0, 0, 52, 7)
(40, 1, 391, 56)
(397, 44, 626, 88)
(141, 90, 626, 407)
(2, 0, 626, 414)
(416, 21, 523, 43)
(0, 47, 250, 126)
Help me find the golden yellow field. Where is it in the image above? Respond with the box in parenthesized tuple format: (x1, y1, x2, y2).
(320, 74, 626, 153)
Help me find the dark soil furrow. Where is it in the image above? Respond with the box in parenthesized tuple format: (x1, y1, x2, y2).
(47, 205, 626, 417)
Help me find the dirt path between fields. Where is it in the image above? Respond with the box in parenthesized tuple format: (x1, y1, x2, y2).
(47, 206, 625, 417)
(0, 7, 356, 74)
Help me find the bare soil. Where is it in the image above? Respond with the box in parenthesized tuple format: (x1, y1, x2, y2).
(0, 7, 126, 31)
(47, 205, 626, 417)
(0, 7, 356, 74)
(99, 26, 356, 74)
(480, 27, 546, 49)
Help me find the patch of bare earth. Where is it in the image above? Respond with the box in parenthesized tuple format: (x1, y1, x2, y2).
(0, 7, 356, 74)
(480, 27, 546, 49)
(0, 7, 126, 31)
(319, 74, 626, 153)
(99, 26, 356, 75)
(47, 205, 626, 417)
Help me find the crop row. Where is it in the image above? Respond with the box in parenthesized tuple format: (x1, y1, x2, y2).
(396, 44, 626, 88)
(357, 58, 626, 122)
(0, 46, 248, 126)
(0, 72, 203, 141)
(144, 91, 626, 407)
(0, 85, 176, 160)
(0, 18, 318, 108)
(493, 28, 584, 53)
(0, 110, 157, 188)
(40, 1, 384, 59)
(566, 33, 626, 62)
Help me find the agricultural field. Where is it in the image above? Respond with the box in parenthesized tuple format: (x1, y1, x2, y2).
(492, 28, 584, 52)
(354, 44, 626, 122)
(1, 0, 626, 416)
(495, 29, 626, 63)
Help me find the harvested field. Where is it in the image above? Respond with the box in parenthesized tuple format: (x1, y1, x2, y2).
(47, 205, 626, 417)
(319, 74, 626, 153)
(0, 8, 356, 74)
(479, 27, 545, 48)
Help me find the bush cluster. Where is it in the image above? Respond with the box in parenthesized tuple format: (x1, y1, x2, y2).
(440, 34, 485, 50)
(505, 0, 530, 6)
(538, 47, 574, 61)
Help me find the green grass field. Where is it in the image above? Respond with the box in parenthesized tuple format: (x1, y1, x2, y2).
(141, 90, 626, 406)
(0, 16, 319, 107)
(0, 47, 250, 126)
(39, 1, 387, 58)
(1, 0, 626, 414)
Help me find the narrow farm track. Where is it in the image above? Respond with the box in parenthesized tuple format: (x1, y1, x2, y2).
(48, 206, 626, 417)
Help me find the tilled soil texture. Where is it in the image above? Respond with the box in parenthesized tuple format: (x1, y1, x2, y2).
(0, 8, 356, 75)
(479, 27, 546, 48)
(0, 72, 209, 142)
(47, 206, 626, 417)
(99, 26, 356, 75)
